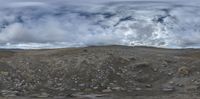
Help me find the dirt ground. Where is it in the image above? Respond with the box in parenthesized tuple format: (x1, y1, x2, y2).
(0, 45, 200, 99)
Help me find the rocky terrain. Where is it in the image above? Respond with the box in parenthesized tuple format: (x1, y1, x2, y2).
(0, 45, 200, 99)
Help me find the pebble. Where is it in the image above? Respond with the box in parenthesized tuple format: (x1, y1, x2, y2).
(145, 84, 152, 88)
(112, 87, 122, 91)
(38, 92, 49, 98)
(176, 83, 184, 87)
(192, 79, 196, 82)
(129, 57, 136, 61)
(169, 81, 175, 85)
(162, 64, 167, 67)
(161, 85, 175, 92)
(79, 83, 85, 87)
(93, 86, 98, 90)
(167, 72, 173, 76)
(71, 88, 77, 91)
(153, 68, 158, 72)
(135, 88, 142, 91)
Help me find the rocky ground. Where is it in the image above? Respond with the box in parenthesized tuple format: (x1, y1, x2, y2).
(0, 45, 200, 99)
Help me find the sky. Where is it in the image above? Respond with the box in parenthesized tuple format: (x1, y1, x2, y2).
(0, 0, 200, 49)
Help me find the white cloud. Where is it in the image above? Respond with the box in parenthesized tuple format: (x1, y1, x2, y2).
(8, 2, 48, 7)
(0, 0, 200, 49)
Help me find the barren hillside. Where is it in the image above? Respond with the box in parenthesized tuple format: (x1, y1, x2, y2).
(0, 46, 200, 99)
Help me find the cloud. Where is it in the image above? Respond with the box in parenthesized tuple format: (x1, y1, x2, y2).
(0, 0, 200, 49)
(8, 2, 48, 8)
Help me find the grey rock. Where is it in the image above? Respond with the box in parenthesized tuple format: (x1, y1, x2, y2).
(145, 84, 152, 88)
(112, 87, 123, 91)
(135, 88, 142, 91)
(161, 85, 175, 92)
(102, 88, 112, 93)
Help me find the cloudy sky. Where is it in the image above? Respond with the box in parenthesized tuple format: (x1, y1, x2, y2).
(0, 0, 200, 49)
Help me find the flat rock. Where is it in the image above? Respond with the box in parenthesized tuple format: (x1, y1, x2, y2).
(161, 85, 175, 92)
